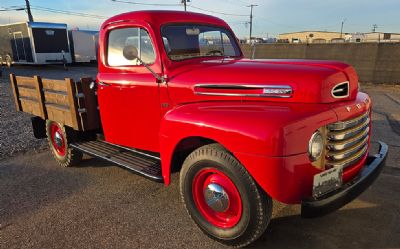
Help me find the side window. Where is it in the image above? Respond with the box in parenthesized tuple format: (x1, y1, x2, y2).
(107, 27, 156, 67)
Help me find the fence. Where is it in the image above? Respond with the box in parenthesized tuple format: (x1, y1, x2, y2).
(241, 43, 400, 83)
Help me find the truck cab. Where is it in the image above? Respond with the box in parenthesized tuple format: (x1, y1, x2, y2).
(11, 10, 387, 248)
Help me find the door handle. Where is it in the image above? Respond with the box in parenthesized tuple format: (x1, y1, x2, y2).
(98, 81, 109, 87)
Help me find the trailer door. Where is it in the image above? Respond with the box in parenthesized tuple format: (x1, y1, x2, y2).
(13, 32, 27, 61)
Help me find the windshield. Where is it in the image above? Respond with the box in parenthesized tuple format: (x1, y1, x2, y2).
(161, 24, 241, 61)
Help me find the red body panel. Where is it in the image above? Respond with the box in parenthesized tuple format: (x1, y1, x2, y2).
(97, 10, 372, 204)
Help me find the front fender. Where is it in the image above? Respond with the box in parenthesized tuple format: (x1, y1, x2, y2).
(159, 101, 337, 196)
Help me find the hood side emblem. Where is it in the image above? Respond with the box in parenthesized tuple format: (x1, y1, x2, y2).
(346, 106, 351, 112)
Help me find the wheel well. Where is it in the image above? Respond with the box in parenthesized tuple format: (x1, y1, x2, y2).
(171, 136, 216, 173)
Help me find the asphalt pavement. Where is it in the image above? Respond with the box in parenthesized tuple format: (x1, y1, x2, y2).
(0, 67, 399, 249)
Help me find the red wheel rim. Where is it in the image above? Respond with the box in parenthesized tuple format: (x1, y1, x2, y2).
(192, 168, 242, 228)
(50, 123, 66, 156)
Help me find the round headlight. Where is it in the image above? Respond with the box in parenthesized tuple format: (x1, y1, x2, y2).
(309, 131, 324, 161)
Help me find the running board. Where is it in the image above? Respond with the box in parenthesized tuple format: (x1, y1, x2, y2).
(71, 140, 163, 182)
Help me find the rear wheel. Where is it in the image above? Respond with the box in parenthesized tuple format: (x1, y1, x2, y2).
(180, 144, 272, 247)
(46, 120, 82, 167)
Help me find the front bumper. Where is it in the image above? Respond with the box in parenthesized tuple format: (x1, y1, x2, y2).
(301, 141, 388, 218)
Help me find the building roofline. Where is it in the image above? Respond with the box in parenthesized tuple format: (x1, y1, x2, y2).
(279, 31, 342, 35)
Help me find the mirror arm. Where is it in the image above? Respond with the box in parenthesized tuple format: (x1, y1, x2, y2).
(136, 57, 166, 83)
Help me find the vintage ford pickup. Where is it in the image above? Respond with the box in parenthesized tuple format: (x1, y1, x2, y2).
(9, 10, 387, 247)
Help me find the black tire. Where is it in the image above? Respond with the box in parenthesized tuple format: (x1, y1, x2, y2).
(5, 55, 12, 68)
(46, 120, 82, 167)
(180, 143, 272, 248)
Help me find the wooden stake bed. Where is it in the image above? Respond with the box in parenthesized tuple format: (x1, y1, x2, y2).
(9, 74, 100, 131)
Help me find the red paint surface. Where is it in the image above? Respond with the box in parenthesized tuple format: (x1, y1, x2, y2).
(50, 122, 66, 157)
(192, 168, 242, 228)
(97, 10, 373, 204)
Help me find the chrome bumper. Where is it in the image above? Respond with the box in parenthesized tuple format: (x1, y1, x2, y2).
(301, 141, 388, 218)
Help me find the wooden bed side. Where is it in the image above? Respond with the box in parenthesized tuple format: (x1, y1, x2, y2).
(9, 74, 99, 131)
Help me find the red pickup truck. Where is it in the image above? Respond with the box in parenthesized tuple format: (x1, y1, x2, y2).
(10, 10, 387, 247)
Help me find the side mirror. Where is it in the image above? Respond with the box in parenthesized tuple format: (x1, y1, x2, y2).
(123, 45, 139, 61)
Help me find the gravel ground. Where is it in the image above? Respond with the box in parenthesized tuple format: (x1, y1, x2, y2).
(0, 65, 97, 159)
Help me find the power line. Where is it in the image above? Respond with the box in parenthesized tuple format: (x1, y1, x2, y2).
(110, 0, 180, 7)
(0, 7, 25, 11)
(30, 6, 108, 19)
(188, 5, 248, 16)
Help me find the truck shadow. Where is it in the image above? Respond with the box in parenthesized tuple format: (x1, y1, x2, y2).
(250, 173, 400, 249)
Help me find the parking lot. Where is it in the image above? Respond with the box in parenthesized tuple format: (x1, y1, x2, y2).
(0, 65, 399, 249)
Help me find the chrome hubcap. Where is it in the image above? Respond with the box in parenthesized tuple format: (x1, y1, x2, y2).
(204, 183, 229, 212)
(54, 131, 63, 147)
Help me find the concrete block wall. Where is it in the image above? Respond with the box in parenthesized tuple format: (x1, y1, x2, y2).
(241, 43, 400, 83)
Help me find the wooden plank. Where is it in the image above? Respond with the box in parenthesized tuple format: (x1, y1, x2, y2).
(46, 104, 73, 128)
(9, 74, 22, 111)
(18, 87, 37, 99)
(20, 98, 42, 117)
(33, 75, 47, 119)
(80, 77, 100, 131)
(44, 91, 69, 106)
(15, 76, 35, 88)
(42, 79, 68, 92)
(65, 78, 81, 130)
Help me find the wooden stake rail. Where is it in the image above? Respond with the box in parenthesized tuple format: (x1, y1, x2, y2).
(9, 74, 100, 131)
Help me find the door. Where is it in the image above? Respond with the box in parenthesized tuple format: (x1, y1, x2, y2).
(13, 32, 27, 61)
(97, 27, 161, 152)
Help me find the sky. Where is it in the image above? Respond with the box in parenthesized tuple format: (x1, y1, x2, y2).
(0, 0, 399, 38)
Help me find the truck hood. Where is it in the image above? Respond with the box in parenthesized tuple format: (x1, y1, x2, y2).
(167, 58, 359, 104)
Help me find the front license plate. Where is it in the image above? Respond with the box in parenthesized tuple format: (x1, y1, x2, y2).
(312, 166, 343, 198)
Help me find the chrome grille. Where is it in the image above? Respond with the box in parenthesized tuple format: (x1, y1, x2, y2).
(326, 112, 370, 169)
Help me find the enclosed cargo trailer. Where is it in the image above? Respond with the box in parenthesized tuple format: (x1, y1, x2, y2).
(68, 30, 98, 63)
(0, 22, 72, 67)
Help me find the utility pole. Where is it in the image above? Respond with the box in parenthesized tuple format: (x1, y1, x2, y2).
(340, 18, 346, 38)
(181, 0, 190, 11)
(372, 24, 378, 32)
(25, 0, 34, 22)
(247, 4, 257, 42)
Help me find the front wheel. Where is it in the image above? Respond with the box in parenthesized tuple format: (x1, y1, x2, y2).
(46, 120, 82, 167)
(180, 144, 272, 247)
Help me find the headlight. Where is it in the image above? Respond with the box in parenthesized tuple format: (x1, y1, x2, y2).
(309, 131, 324, 161)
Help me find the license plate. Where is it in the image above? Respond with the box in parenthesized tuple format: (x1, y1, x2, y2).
(312, 166, 343, 198)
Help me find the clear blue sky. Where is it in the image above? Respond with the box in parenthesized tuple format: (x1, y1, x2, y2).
(0, 0, 399, 38)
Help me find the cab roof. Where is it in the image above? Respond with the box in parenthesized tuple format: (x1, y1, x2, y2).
(101, 10, 229, 29)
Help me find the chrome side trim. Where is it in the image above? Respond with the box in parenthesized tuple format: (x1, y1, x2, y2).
(331, 81, 350, 99)
(194, 84, 293, 98)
